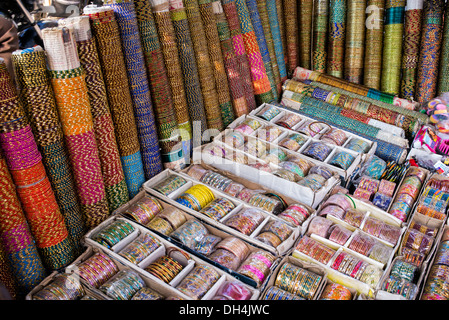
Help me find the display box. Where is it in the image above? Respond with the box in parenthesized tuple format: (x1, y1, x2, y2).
(112, 190, 280, 290)
(192, 142, 340, 208)
(143, 169, 300, 256)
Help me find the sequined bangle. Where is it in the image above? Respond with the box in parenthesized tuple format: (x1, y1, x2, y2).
(124, 196, 163, 225)
(208, 248, 241, 270)
(131, 287, 164, 300)
(401, 229, 434, 256)
(194, 234, 222, 255)
(187, 164, 208, 181)
(302, 141, 332, 162)
(296, 236, 336, 265)
(323, 193, 355, 211)
(248, 193, 284, 215)
(275, 113, 302, 129)
(343, 208, 365, 228)
(278, 204, 311, 226)
(321, 128, 348, 146)
(158, 207, 187, 230)
(93, 220, 135, 249)
(308, 165, 335, 179)
(345, 138, 370, 153)
(33, 273, 85, 300)
(348, 233, 376, 257)
(307, 216, 334, 238)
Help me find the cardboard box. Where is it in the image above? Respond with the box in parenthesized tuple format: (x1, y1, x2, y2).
(143, 169, 301, 256)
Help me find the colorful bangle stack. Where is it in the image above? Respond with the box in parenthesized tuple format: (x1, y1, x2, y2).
(345, 138, 371, 153)
(279, 134, 307, 151)
(235, 118, 261, 135)
(209, 237, 249, 270)
(321, 128, 348, 146)
(276, 113, 302, 129)
(223, 130, 246, 147)
(176, 265, 220, 299)
(348, 233, 376, 257)
(145, 255, 184, 283)
(170, 219, 209, 249)
(320, 282, 353, 300)
(237, 250, 276, 286)
(33, 273, 85, 300)
(264, 148, 288, 164)
(194, 234, 222, 255)
(409, 221, 438, 238)
(146, 216, 174, 235)
(362, 217, 402, 246)
(77, 252, 119, 288)
(328, 224, 353, 245)
(248, 193, 285, 215)
(382, 275, 418, 299)
(322, 193, 355, 211)
(93, 220, 135, 249)
(158, 207, 187, 230)
(308, 165, 335, 179)
(200, 171, 232, 191)
(213, 281, 253, 300)
(176, 184, 215, 211)
(152, 175, 187, 196)
(318, 205, 346, 220)
(261, 286, 304, 300)
(372, 193, 393, 211)
(277, 204, 311, 226)
(302, 141, 332, 162)
(200, 198, 236, 220)
(401, 247, 426, 268)
(118, 233, 161, 265)
(295, 236, 336, 265)
(343, 208, 365, 228)
(274, 262, 322, 299)
(390, 259, 419, 283)
(131, 287, 164, 300)
(124, 196, 163, 225)
(225, 208, 265, 235)
(244, 139, 267, 158)
(400, 229, 434, 256)
(307, 216, 334, 238)
(256, 125, 283, 142)
(257, 105, 281, 121)
(332, 251, 383, 286)
(99, 269, 145, 300)
(186, 165, 209, 181)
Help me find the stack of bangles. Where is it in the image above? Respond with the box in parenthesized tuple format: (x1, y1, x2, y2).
(33, 273, 85, 300)
(145, 255, 184, 283)
(427, 177, 449, 193)
(99, 270, 145, 300)
(257, 105, 281, 121)
(348, 233, 376, 257)
(279, 134, 308, 151)
(321, 128, 348, 146)
(345, 138, 371, 153)
(256, 220, 293, 247)
(331, 251, 383, 286)
(278, 204, 311, 226)
(361, 216, 402, 246)
(274, 262, 322, 299)
(118, 233, 161, 265)
(400, 229, 434, 257)
(248, 193, 286, 215)
(176, 265, 220, 299)
(307, 216, 335, 238)
(131, 287, 164, 300)
(208, 237, 249, 271)
(257, 125, 283, 142)
(390, 259, 419, 283)
(302, 142, 332, 162)
(224, 208, 265, 235)
(260, 286, 304, 300)
(176, 184, 215, 211)
(199, 197, 236, 220)
(328, 225, 353, 245)
(77, 253, 119, 288)
(276, 113, 302, 129)
(382, 276, 418, 299)
(93, 220, 135, 249)
(343, 208, 365, 228)
(124, 195, 163, 225)
(170, 219, 209, 249)
(223, 130, 246, 147)
(320, 282, 353, 300)
(234, 118, 261, 135)
(152, 175, 187, 196)
(295, 236, 336, 264)
(237, 250, 276, 286)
